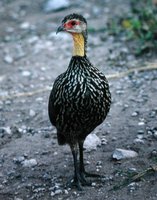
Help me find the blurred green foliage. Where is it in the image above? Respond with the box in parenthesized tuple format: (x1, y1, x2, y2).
(108, 0, 157, 55)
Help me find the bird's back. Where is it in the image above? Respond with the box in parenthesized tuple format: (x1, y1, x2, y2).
(48, 56, 111, 145)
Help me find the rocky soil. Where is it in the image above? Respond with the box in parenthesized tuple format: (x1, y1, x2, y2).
(0, 0, 157, 200)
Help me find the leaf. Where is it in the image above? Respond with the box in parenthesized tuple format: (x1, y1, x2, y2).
(122, 19, 132, 29)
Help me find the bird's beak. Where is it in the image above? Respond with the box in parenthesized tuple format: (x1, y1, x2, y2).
(56, 25, 65, 34)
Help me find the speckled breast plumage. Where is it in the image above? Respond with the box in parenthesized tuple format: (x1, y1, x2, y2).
(48, 56, 111, 145)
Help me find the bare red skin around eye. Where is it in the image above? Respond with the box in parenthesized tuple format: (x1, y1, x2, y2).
(64, 20, 80, 29)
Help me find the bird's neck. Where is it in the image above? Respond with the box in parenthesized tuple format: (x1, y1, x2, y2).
(72, 33, 87, 57)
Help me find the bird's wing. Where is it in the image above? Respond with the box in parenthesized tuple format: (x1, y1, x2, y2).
(48, 73, 64, 126)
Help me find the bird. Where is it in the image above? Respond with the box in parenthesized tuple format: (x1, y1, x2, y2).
(48, 13, 111, 190)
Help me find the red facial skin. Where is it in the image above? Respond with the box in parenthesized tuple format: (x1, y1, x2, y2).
(64, 20, 80, 29)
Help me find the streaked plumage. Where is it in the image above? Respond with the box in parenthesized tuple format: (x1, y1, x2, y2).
(48, 13, 111, 190)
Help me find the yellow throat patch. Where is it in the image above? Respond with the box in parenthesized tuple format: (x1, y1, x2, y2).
(72, 33, 85, 57)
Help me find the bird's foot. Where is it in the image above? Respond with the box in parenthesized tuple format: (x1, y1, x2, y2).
(79, 172, 91, 186)
(66, 173, 91, 190)
(66, 177, 83, 191)
(81, 170, 104, 178)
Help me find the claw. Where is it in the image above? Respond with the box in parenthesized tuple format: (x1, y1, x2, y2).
(66, 177, 83, 191)
(83, 171, 104, 178)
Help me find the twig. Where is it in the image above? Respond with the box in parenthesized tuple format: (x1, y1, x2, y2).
(0, 62, 157, 101)
(0, 87, 51, 101)
(111, 165, 157, 191)
(106, 62, 157, 79)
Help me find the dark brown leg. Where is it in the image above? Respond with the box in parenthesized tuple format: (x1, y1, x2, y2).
(70, 144, 82, 190)
(67, 143, 91, 190)
(79, 141, 102, 178)
(78, 141, 91, 185)
(79, 141, 85, 173)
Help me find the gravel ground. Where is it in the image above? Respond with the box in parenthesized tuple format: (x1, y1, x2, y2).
(0, 0, 157, 200)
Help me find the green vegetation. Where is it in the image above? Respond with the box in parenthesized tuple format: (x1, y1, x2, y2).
(108, 0, 157, 55)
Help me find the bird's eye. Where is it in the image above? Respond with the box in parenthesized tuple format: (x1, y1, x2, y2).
(71, 21, 76, 26)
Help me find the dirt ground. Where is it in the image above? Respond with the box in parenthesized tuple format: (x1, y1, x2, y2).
(0, 0, 157, 200)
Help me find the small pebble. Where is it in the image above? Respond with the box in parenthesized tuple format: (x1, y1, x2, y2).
(50, 191, 55, 197)
(131, 111, 138, 117)
(55, 189, 62, 195)
(137, 130, 144, 134)
(151, 149, 157, 157)
(138, 121, 145, 126)
(137, 134, 144, 139)
(154, 131, 157, 139)
(128, 167, 137, 172)
(128, 182, 139, 193)
(84, 134, 101, 152)
(2, 127, 12, 135)
(21, 70, 31, 77)
(13, 156, 25, 164)
(36, 97, 43, 102)
(91, 182, 96, 187)
(4, 55, 14, 64)
(112, 148, 138, 160)
(20, 22, 30, 29)
(43, 0, 70, 12)
(133, 138, 145, 144)
(0, 184, 4, 189)
(147, 130, 153, 136)
(111, 136, 117, 141)
(22, 159, 37, 167)
(101, 137, 108, 145)
(29, 109, 36, 117)
(64, 189, 68, 194)
(116, 90, 124, 95)
(53, 151, 58, 155)
(150, 111, 156, 118)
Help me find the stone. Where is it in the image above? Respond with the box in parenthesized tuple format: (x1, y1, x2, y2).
(22, 159, 37, 167)
(101, 137, 108, 145)
(137, 130, 144, 134)
(138, 121, 145, 126)
(64, 189, 68, 194)
(20, 22, 30, 29)
(3, 55, 14, 64)
(2, 127, 12, 135)
(150, 111, 156, 118)
(154, 131, 157, 139)
(128, 182, 139, 193)
(50, 191, 55, 196)
(151, 149, 157, 157)
(29, 109, 36, 117)
(13, 156, 25, 164)
(91, 182, 96, 187)
(55, 189, 62, 195)
(21, 70, 31, 77)
(43, 0, 70, 12)
(84, 134, 101, 151)
(131, 111, 138, 117)
(133, 138, 145, 144)
(35, 97, 43, 102)
(112, 148, 138, 160)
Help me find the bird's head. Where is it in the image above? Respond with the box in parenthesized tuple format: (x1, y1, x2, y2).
(56, 13, 87, 56)
(56, 13, 87, 34)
